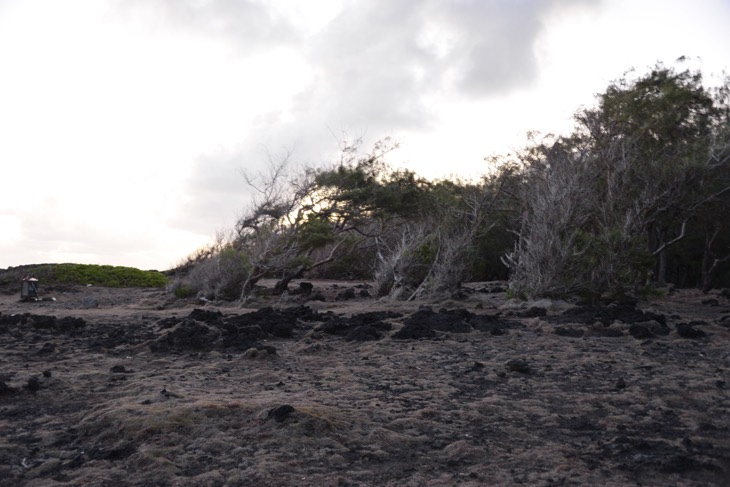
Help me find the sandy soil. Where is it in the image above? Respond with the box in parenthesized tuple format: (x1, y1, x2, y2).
(1, 280, 729, 486)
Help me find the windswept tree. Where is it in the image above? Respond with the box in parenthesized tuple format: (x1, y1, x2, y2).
(502, 135, 600, 297)
(370, 175, 503, 299)
(233, 138, 440, 297)
(579, 64, 728, 283)
(173, 62, 730, 303)
(234, 143, 361, 296)
(505, 62, 730, 299)
(230, 137, 507, 300)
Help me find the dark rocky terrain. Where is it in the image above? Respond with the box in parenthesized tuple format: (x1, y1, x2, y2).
(1, 281, 729, 486)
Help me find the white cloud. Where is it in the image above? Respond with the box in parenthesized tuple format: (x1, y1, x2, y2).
(0, 0, 728, 270)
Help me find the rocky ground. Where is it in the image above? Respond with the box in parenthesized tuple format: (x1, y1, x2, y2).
(1, 280, 729, 486)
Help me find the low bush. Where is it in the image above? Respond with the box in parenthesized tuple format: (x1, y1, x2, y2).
(0, 263, 168, 288)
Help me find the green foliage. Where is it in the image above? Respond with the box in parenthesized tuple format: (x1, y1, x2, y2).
(588, 66, 716, 154)
(12, 263, 169, 288)
(297, 215, 336, 249)
(174, 285, 196, 299)
(413, 242, 438, 265)
(175, 62, 729, 301)
(471, 228, 512, 281)
(313, 164, 432, 224)
(219, 247, 249, 270)
(506, 61, 730, 298)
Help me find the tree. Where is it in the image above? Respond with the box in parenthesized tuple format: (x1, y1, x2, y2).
(505, 62, 730, 299)
(577, 63, 726, 285)
(233, 138, 437, 297)
(502, 135, 601, 297)
(232, 136, 507, 301)
(234, 150, 345, 297)
(371, 176, 503, 300)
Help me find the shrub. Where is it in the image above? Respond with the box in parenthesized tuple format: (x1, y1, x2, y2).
(169, 238, 250, 301)
(173, 285, 196, 299)
(7, 263, 168, 288)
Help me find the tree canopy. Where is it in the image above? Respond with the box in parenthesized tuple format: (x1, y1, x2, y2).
(172, 61, 730, 303)
(505, 62, 730, 299)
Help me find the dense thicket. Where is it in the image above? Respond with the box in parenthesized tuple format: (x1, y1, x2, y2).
(0, 264, 167, 288)
(505, 63, 730, 299)
(172, 62, 730, 301)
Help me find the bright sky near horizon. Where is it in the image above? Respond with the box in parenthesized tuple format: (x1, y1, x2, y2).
(1, 0, 728, 271)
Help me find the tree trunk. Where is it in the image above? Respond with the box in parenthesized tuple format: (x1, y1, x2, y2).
(701, 225, 723, 294)
(657, 248, 667, 286)
(652, 222, 688, 286)
(273, 266, 305, 295)
(701, 250, 713, 294)
(240, 267, 263, 299)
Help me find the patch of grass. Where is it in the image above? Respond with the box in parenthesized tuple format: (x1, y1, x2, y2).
(173, 285, 196, 299)
(1, 263, 168, 288)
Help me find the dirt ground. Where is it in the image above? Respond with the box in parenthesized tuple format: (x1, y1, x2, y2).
(1, 280, 729, 486)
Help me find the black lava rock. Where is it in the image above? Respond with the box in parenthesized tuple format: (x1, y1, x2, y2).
(336, 288, 357, 300)
(37, 342, 56, 355)
(506, 359, 531, 374)
(676, 323, 707, 339)
(188, 308, 223, 324)
(268, 405, 295, 423)
(0, 381, 14, 395)
(30, 315, 56, 330)
(392, 321, 437, 340)
(518, 307, 547, 318)
(26, 377, 41, 392)
(629, 324, 653, 339)
(556, 326, 584, 338)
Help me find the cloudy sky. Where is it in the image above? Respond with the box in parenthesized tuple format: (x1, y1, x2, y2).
(1, 0, 728, 271)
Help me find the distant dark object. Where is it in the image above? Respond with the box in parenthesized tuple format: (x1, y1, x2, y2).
(268, 405, 295, 423)
(506, 358, 531, 374)
(298, 282, 313, 295)
(20, 277, 39, 301)
(518, 307, 547, 318)
(701, 299, 719, 307)
(26, 377, 41, 392)
(336, 288, 356, 300)
(188, 308, 223, 324)
(37, 342, 55, 355)
(676, 323, 707, 339)
(392, 320, 437, 340)
(160, 388, 181, 399)
(555, 304, 666, 326)
(555, 326, 584, 338)
(31, 315, 56, 330)
(628, 324, 653, 339)
(0, 381, 14, 395)
(56, 316, 86, 332)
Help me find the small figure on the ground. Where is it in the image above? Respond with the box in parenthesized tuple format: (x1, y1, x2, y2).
(20, 276, 39, 302)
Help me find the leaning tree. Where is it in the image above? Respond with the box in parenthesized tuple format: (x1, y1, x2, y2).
(505, 62, 730, 299)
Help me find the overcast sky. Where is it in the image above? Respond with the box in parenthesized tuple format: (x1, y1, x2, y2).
(1, 0, 728, 271)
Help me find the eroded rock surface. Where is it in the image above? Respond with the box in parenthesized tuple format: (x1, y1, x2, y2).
(0, 284, 728, 486)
